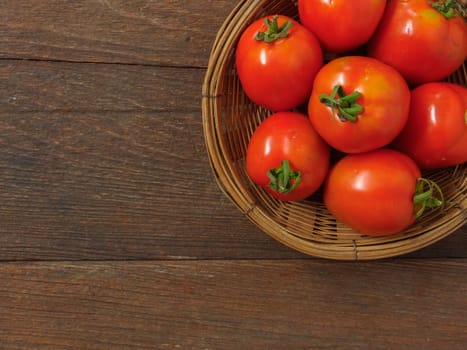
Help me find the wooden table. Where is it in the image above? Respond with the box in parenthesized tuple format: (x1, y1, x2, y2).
(1, 1, 466, 349)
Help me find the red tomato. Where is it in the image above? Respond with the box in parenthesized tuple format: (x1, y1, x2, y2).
(308, 56, 410, 153)
(392, 82, 467, 169)
(246, 112, 330, 201)
(324, 149, 444, 236)
(236, 15, 323, 111)
(367, 0, 467, 85)
(298, 0, 386, 53)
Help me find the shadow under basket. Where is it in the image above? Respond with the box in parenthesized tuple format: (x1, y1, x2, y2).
(201, 0, 467, 260)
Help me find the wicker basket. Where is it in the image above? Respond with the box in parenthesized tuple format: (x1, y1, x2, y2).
(202, 0, 467, 260)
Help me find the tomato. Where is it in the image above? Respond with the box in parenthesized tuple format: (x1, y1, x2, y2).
(392, 82, 467, 169)
(367, 0, 467, 85)
(307, 56, 410, 153)
(298, 0, 386, 53)
(235, 15, 323, 111)
(324, 149, 444, 236)
(246, 112, 330, 201)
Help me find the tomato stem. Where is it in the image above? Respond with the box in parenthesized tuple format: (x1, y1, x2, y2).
(319, 85, 364, 122)
(430, 0, 465, 19)
(413, 178, 445, 218)
(255, 16, 293, 43)
(267, 160, 301, 194)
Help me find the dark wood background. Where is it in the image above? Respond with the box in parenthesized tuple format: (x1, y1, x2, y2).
(0, 1, 466, 349)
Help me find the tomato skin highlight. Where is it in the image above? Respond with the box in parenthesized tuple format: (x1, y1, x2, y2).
(235, 15, 323, 111)
(246, 112, 330, 201)
(324, 149, 422, 236)
(298, 0, 387, 53)
(367, 0, 467, 85)
(308, 56, 411, 153)
(392, 82, 467, 169)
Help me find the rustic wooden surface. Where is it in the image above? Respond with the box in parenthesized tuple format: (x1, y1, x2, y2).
(0, 1, 465, 349)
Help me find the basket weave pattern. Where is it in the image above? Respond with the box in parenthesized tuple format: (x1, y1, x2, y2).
(202, 0, 467, 260)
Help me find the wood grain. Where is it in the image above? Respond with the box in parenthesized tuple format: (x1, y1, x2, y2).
(1, 260, 466, 349)
(0, 0, 238, 67)
(0, 60, 204, 112)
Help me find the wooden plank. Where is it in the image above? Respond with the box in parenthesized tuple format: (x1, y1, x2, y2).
(0, 0, 238, 67)
(1, 260, 466, 349)
(0, 109, 465, 260)
(0, 60, 204, 112)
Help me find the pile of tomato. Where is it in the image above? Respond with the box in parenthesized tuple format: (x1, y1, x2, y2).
(236, 0, 467, 236)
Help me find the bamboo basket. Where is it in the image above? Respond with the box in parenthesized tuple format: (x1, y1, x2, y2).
(202, 0, 467, 260)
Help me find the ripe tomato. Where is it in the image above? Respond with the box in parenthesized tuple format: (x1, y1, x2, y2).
(367, 0, 467, 85)
(298, 0, 386, 53)
(392, 82, 467, 169)
(236, 15, 323, 111)
(324, 149, 444, 236)
(308, 56, 410, 153)
(246, 112, 330, 201)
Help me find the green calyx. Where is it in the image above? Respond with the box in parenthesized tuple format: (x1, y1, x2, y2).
(319, 85, 364, 123)
(413, 178, 445, 218)
(255, 16, 293, 43)
(267, 160, 301, 194)
(430, 0, 466, 19)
